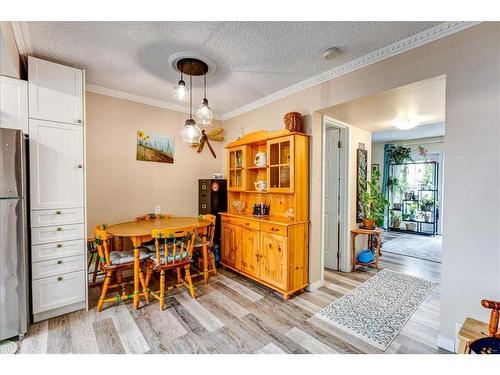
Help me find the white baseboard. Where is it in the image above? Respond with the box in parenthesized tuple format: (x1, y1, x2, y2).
(438, 334, 456, 353)
(306, 279, 324, 292)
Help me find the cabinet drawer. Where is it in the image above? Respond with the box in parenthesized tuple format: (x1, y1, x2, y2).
(31, 208, 84, 227)
(222, 216, 260, 230)
(32, 224, 85, 245)
(32, 239, 85, 263)
(261, 222, 288, 236)
(32, 270, 85, 314)
(32, 255, 84, 280)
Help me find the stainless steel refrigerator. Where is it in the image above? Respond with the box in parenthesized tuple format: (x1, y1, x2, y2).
(0, 128, 28, 340)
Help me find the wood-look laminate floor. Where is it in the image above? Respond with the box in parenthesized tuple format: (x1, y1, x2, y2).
(18, 253, 445, 354)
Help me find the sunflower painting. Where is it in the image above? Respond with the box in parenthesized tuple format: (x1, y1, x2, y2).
(136, 130, 175, 163)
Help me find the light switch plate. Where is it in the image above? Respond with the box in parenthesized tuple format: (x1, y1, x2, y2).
(154, 205, 161, 215)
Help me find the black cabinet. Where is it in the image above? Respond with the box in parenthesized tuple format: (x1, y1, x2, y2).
(198, 179, 227, 261)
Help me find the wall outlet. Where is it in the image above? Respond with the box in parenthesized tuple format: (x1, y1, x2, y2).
(154, 205, 161, 215)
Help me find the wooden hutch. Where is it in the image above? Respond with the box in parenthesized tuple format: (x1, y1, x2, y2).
(220, 130, 309, 299)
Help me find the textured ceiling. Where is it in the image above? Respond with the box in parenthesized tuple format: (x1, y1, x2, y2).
(20, 21, 441, 115)
(322, 75, 446, 132)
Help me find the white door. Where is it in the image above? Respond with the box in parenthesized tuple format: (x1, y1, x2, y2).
(29, 119, 84, 209)
(0, 76, 28, 134)
(28, 57, 83, 125)
(324, 127, 340, 270)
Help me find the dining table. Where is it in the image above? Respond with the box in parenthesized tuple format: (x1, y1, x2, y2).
(106, 216, 212, 309)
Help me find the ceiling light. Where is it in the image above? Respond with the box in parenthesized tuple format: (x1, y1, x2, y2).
(174, 79, 188, 100)
(179, 60, 201, 145)
(395, 119, 418, 130)
(195, 74, 213, 127)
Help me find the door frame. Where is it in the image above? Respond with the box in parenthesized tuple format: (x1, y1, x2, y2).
(321, 116, 350, 281)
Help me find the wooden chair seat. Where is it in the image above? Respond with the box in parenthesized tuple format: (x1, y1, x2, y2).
(193, 236, 212, 248)
(109, 249, 149, 266)
(144, 224, 197, 310)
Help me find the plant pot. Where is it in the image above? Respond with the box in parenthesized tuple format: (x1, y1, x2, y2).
(405, 222, 417, 231)
(362, 218, 376, 230)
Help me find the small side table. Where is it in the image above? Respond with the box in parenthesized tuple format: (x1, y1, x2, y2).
(457, 317, 490, 354)
(351, 228, 382, 271)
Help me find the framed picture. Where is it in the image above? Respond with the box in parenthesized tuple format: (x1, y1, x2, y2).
(356, 149, 368, 223)
(136, 130, 175, 164)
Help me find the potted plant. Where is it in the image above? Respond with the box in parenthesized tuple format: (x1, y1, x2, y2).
(359, 170, 389, 229)
(388, 145, 413, 164)
(390, 210, 401, 229)
(404, 202, 418, 231)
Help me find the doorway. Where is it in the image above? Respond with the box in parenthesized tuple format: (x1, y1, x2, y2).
(322, 118, 348, 272)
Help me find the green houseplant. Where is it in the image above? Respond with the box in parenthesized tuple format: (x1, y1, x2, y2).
(390, 210, 401, 229)
(359, 170, 389, 229)
(388, 145, 413, 164)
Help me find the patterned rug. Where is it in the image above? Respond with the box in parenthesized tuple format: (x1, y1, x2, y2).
(382, 233, 442, 263)
(315, 269, 435, 351)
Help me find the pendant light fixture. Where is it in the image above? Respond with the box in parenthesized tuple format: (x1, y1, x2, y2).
(174, 62, 189, 100)
(179, 61, 202, 144)
(195, 73, 213, 127)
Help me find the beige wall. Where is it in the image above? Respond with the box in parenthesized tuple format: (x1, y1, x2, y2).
(0, 22, 20, 79)
(85, 92, 224, 237)
(222, 23, 500, 347)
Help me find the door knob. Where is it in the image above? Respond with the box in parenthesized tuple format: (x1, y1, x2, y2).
(55, 210, 61, 215)
(56, 227, 62, 231)
(76, 119, 82, 124)
(57, 277, 63, 281)
(77, 164, 83, 168)
(57, 260, 63, 264)
(57, 244, 62, 248)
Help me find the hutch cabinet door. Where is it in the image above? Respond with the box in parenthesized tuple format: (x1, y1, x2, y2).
(221, 223, 240, 267)
(227, 147, 245, 191)
(28, 57, 83, 125)
(259, 232, 288, 290)
(267, 135, 294, 193)
(240, 228, 260, 278)
(29, 119, 84, 210)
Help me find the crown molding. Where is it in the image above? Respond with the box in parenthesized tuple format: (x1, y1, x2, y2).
(220, 21, 481, 121)
(86, 84, 222, 120)
(10, 21, 33, 69)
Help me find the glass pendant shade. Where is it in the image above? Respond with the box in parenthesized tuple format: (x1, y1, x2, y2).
(180, 118, 201, 144)
(174, 79, 188, 100)
(195, 98, 213, 127)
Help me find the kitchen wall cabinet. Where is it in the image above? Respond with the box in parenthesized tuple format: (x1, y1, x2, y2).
(28, 57, 83, 125)
(28, 57, 86, 322)
(0, 75, 28, 134)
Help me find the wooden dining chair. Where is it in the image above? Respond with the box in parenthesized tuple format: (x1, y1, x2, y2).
(144, 224, 197, 310)
(93, 224, 150, 312)
(193, 214, 217, 277)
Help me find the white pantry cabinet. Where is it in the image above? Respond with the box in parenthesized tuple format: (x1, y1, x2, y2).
(0, 75, 28, 134)
(29, 119, 84, 210)
(28, 57, 86, 322)
(28, 57, 83, 125)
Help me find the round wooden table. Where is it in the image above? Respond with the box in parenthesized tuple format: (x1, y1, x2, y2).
(107, 216, 211, 309)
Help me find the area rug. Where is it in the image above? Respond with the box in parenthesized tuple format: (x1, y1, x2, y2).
(382, 234, 442, 263)
(315, 269, 435, 351)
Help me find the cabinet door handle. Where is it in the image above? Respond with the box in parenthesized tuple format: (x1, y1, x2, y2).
(76, 119, 82, 124)
(57, 260, 63, 265)
(55, 210, 61, 215)
(57, 277, 63, 281)
(57, 244, 62, 248)
(56, 227, 62, 231)
(77, 164, 83, 169)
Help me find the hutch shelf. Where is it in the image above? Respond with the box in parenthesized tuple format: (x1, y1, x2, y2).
(221, 130, 309, 300)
